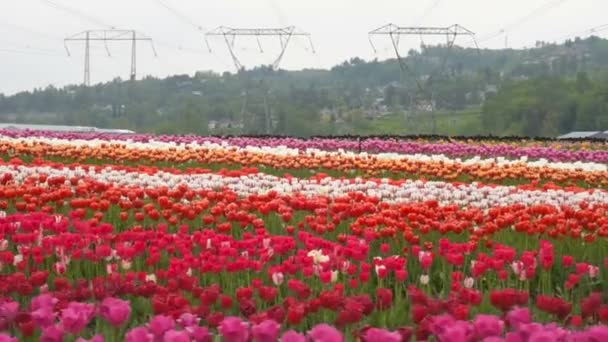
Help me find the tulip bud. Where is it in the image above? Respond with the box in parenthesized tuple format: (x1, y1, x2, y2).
(146, 274, 157, 283)
(589, 265, 600, 278)
(464, 277, 475, 289)
(120, 260, 132, 270)
(420, 274, 430, 285)
(331, 270, 339, 283)
(272, 272, 284, 286)
(55, 262, 67, 275)
(13, 254, 23, 266)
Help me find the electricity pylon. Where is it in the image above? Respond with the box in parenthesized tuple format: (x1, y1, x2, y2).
(64, 29, 158, 86)
(369, 24, 477, 134)
(205, 26, 315, 134)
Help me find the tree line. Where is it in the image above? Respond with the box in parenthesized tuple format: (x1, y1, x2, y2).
(1, 36, 608, 137)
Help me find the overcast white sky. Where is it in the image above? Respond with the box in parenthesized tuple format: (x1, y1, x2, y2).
(0, 0, 604, 95)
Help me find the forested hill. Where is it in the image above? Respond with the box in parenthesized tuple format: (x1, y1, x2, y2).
(2, 36, 608, 137)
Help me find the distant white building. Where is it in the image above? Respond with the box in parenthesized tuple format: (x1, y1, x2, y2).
(557, 131, 602, 139)
(0, 123, 135, 134)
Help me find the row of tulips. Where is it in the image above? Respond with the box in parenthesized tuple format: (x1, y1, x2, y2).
(0, 165, 608, 241)
(2, 133, 608, 173)
(0, 159, 607, 209)
(4, 294, 608, 342)
(2, 136, 608, 187)
(3, 130, 608, 163)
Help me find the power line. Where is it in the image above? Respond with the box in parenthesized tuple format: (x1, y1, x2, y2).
(267, 0, 289, 27)
(0, 22, 63, 41)
(154, 0, 205, 32)
(415, 0, 442, 25)
(0, 47, 65, 57)
(550, 23, 608, 43)
(2, 40, 64, 55)
(476, 0, 569, 44)
(39, 0, 114, 28)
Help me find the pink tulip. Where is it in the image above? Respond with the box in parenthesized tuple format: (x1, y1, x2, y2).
(185, 326, 213, 342)
(40, 324, 64, 342)
(506, 307, 532, 328)
(178, 313, 200, 328)
(308, 324, 344, 342)
(0, 301, 19, 322)
(100, 297, 131, 327)
(31, 294, 58, 311)
(251, 320, 281, 342)
(0, 334, 18, 342)
(31, 306, 55, 328)
(163, 329, 190, 342)
(61, 302, 96, 334)
(75, 335, 105, 342)
(281, 330, 306, 342)
(473, 314, 505, 339)
(148, 315, 176, 337)
(126, 327, 153, 342)
(219, 317, 250, 342)
(364, 328, 401, 342)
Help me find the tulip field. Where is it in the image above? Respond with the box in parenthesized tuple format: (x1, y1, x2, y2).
(3, 131, 608, 341)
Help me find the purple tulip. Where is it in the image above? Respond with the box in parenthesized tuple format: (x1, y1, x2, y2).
(99, 297, 131, 327)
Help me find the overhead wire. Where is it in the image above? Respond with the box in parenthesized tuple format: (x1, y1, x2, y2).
(266, 0, 322, 69)
(414, 0, 442, 26)
(152, 0, 239, 69)
(3, 41, 64, 55)
(549, 23, 608, 43)
(0, 47, 65, 57)
(0, 21, 63, 41)
(475, 0, 569, 45)
(38, 0, 114, 28)
(154, 0, 206, 32)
